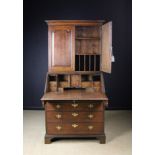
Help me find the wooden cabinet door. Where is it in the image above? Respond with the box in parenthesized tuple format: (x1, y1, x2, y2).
(101, 22, 112, 73)
(48, 26, 75, 72)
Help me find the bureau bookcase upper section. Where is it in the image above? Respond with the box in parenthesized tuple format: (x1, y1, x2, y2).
(46, 20, 113, 73)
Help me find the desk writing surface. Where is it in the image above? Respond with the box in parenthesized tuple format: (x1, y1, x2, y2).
(41, 90, 108, 101)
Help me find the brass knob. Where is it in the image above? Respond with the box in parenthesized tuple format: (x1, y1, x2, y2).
(56, 104, 61, 109)
(88, 125, 94, 130)
(56, 114, 62, 119)
(72, 124, 78, 128)
(71, 103, 78, 108)
(88, 104, 94, 108)
(72, 113, 79, 117)
(88, 114, 94, 119)
(56, 126, 62, 130)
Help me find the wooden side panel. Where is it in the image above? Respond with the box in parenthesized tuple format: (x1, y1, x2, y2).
(101, 22, 112, 73)
(48, 26, 75, 72)
(44, 73, 49, 93)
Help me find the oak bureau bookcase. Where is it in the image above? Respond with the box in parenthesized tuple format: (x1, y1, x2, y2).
(41, 20, 113, 144)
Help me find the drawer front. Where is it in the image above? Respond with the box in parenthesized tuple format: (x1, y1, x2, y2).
(62, 112, 103, 122)
(46, 111, 62, 122)
(46, 102, 63, 111)
(47, 123, 104, 135)
(81, 82, 93, 88)
(93, 81, 101, 87)
(59, 82, 69, 88)
(49, 82, 57, 92)
(64, 102, 103, 111)
(46, 102, 103, 111)
(94, 87, 101, 92)
(46, 111, 104, 122)
(49, 81, 57, 87)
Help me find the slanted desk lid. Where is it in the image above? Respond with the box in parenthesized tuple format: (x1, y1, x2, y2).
(41, 91, 108, 101)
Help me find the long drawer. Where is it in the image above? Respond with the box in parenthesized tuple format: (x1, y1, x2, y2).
(46, 111, 104, 122)
(45, 102, 103, 111)
(47, 122, 104, 135)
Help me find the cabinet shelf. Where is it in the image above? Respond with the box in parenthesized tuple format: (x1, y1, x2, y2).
(76, 53, 100, 55)
(76, 37, 100, 40)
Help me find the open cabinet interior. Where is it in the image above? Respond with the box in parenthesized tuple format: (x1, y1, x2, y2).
(47, 24, 108, 93)
(48, 73, 102, 93)
(75, 26, 101, 71)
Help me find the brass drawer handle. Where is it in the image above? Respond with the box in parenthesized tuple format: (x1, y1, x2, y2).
(71, 103, 78, 108)
(72, 113, 79, 117)
(72, 124, 78, 128)
(88, 125, 94, 130)
(56, 114, 62, 119)
(56, 104, 61, 109)
(56, 126, 62, 130)
(88, 114, 94, 119)
(88, 104, 94, 108)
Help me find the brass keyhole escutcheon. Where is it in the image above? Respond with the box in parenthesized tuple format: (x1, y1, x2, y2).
(72, 113, 79, 117)
(88, 104, 94, 108)
(88, 126, 94, 130)
(56, 104, 61, 109)
(72, 124, 78, 128)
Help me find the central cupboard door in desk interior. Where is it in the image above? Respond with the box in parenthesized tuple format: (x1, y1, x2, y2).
(48, 26, 75, 72)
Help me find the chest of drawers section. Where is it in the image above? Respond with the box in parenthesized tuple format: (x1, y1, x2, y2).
(44, 101, 105, 143)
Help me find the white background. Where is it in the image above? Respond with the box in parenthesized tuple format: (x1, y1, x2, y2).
(0, 0, 23, 154)
(0, 0, 155, 154)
